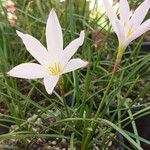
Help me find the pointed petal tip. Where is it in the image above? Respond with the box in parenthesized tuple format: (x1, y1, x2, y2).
(80, 30, 85, 34)
(7, 71, 11, 76)
(80, 30, 85, 37)
(16, 30, 21, 35)
(48, 9, 58, 23)
(46, 89, 52, 95)
(49, 8, 56, 17)
(43, 76, 59, 95)
(84, 61, 89, 67)
(51, 8, 55, 12)
(16, 30, 24, 37)
(7, 70, 15, 77)
(48, 91, 53, 95)
(79, 30, 85, 45)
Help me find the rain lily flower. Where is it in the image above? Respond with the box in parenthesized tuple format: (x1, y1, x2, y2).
(8, 9, 88, 94)
(103, 0, 150, 74)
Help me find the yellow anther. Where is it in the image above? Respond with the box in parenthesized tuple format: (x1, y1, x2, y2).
(48, 63, 62, 75)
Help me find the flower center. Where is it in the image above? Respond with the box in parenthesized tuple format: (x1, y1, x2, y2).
(126, 26, 133, 38)
(48, 63, 62, 75)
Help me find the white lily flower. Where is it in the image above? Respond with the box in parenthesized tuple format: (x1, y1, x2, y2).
(8, 9, 88, 94)
(103, 0, 150, 73)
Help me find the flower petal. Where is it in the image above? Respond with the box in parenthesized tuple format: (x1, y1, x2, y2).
(16, 31, 49, 67)
(8, 63, 46, 79)
(119, 0, 130, 22)
(130, 0, 150, 29)
(114, 20, 125, 45)
(62, 58, 88, 74)
(102, 0, 118, 32)
(43, 75, 59, 94)
(61, 31, 85, 67)
(127, 19, 150, 44)
(46, 9, 63, 57)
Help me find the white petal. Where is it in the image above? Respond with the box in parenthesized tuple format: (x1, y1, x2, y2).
(130, 0, 150, 29)
(8, 63, 46, 79)
(114, 20, 125, 45)
(61, 31, 85, 67)
(127, 19, 150, 44)
(119, 0, 130, 22)
(103, 0, 118, 32)
(62, 58, 88, 74)
(46, 9, 63, 57)
(43, 75, 59, 94)
(16, 31, 49, 67)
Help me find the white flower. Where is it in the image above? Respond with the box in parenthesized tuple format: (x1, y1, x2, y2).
(103, 0, 150, 74)
(8, 9, 88, 94)
(103, 0, 150, 58)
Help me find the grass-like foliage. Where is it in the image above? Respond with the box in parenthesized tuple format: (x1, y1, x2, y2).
(0, 0, 150, 149)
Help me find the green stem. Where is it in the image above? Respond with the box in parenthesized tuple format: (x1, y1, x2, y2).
(59, 77, 70, 118)
(81, 74, 115, 149)
(94, 75, 114, 119)
(79, 47, 91, 117)
(112, 45, 126, 75)
(82, 45, 126, 149)
(62, 95, 70, 118)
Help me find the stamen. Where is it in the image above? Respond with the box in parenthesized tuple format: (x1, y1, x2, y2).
(48, 63, 62, 75)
